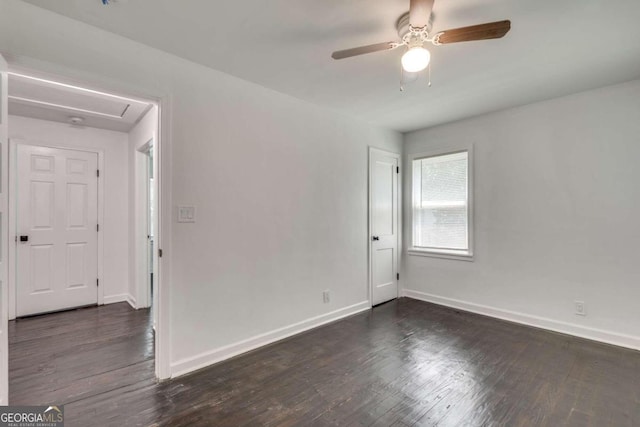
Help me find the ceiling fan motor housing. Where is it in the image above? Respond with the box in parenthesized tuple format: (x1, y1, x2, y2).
(397, 12, 433, 40)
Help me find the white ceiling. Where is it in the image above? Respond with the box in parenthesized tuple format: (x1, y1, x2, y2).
(21, 0, 640, 132)
(8, 73, 153, 132)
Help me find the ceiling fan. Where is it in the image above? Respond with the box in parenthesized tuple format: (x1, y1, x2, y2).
(331, 0, 511, 75)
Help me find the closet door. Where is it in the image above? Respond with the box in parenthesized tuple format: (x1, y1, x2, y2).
(16, 145, 98, 317)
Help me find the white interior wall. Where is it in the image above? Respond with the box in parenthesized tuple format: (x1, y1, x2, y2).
(0, 0, 402, 375)
(403, 79, 640, 349)
(0, 0, 636, 379)
(128, 106, 158, 308)
(8, 115, 131, 305)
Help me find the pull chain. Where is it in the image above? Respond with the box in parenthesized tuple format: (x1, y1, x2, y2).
(400, 62, 405, 92)
(427, 62, 432, 87)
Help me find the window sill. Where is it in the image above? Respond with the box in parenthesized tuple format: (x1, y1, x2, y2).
(407, 248, 474, 262)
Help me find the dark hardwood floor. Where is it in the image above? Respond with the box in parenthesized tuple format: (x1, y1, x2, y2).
(9, 299, 640, 426)
(9, 303, 154, 407)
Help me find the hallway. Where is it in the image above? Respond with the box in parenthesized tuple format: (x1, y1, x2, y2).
(9, 303, 154, 406)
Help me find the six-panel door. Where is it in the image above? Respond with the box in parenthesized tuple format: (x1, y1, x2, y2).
(16, 145, 98, 317)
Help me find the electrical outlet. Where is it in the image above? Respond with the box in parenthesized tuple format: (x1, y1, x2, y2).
(574, 301, 586, 316)
(323, 290, 330, 304)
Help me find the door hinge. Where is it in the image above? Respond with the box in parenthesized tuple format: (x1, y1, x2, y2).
(397, 273, 400, 280)
(396, 166, 399, 174)
(96, 278, 99, 287)
(97, 224, 100, 232)
(97, 169, 100, 178)
(158, 249, 163, 258)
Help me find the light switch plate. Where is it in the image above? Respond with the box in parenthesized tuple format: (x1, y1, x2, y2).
(177, 205, 196, 223)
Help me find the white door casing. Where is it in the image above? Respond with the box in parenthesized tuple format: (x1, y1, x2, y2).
(369, 148, 400, 306)
(1, 65, 170, 384)
(16, 145, 98, 317)
(149, 143, 159, 328)
(0, 53, 10, 405)
(134, 139, 158, 311)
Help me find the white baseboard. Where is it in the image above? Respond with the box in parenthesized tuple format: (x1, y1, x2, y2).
(104, 293, 137, 309)
(171, 301, 371, 378)
(126, 294, 137, 310)
(403, 289, 640, 351)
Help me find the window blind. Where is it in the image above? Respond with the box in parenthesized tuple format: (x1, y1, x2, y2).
(412, 151, 469, 251)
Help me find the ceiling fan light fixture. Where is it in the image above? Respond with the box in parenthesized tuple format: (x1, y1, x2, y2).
(401, 46, 431, 73)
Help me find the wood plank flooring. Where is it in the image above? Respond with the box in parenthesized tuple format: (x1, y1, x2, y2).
(9, 298, 640, 426)
(9, 303, 154, 407)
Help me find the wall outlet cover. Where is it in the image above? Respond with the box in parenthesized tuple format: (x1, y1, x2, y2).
(323, 290, 330, 304)
(177, 205, 196, 223)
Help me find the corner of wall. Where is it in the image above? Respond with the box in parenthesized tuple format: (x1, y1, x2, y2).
(103, 293, 137, 310)
(170, 301, 371, 378)
(404, 289, 640, 352)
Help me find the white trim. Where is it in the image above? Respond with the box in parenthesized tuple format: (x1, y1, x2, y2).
(0, 55, 9, 405)
(407, 248, 474, 262)
(97, 152, 105, 306)
(408, 146, 474, 261)
(8, 95, 127, 120)
(127, 294, 137, 310)
(7, 72, 151, 105)
(403, 289, 640, 351)
(7, 139, 16, 323)
(126, 294, 137, 310)
(8, 139, 105, 319)
(155, 95, 172, 381)
(103, 293, 136, 309)
(171, 301, 371, 378)
(368, 147, 402, 307)
(134, 139, 154, 310)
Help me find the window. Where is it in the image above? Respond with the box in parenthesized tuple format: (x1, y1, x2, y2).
(409, 149, 473, 260)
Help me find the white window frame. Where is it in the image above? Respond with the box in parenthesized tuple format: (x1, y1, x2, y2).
(408, 146, 474, 261)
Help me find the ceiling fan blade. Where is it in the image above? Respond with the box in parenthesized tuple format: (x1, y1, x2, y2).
(433, 20, 511, 45)
(410, 0, 435, 29)
(331, 42, 399, 60)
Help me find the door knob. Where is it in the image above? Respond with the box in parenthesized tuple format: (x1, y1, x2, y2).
(372, 236, 380, 241)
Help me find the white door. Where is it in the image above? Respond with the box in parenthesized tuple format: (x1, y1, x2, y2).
(369, 148, 400, 306)
(16, 145, 98, 317)
(0, 53, 10, 404)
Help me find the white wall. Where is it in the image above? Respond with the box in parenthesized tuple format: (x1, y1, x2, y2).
(0, 0, 402, 374)
(403, 80, 640, 349)
(128, 106, 158, 308)
(8, 115, 131, 305)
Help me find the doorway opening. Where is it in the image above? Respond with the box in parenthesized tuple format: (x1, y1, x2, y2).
(135, 138, 159, 330)
(5, 69, 162, 405)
